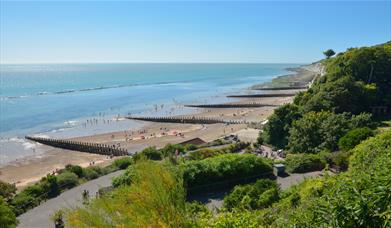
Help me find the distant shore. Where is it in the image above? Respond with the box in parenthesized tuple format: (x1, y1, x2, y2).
(0, 64, 320, 188)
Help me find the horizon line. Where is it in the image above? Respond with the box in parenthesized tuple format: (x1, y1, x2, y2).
(0, 61, 311, 65)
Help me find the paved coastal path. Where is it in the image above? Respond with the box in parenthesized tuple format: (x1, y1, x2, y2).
(17, 170, 124, 228)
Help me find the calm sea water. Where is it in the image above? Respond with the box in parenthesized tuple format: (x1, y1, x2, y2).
(0, 63, 299, 165)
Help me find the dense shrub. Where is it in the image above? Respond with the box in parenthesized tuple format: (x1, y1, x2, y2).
(182, 154, 273, 191)
(113, 156, 133, 169)
(260, 130, 391, 227)
(10, 192, 39, 215)
(223, 179, 278, 210)
(327, 151, 350, 170)
(285, 153, 326, 173)
(67, 160, 190, 227)
(184, 144, 198, 151)
(82, 167, 100, 180)
(0, 180, 16, 200)
(0, 197, 18, 228)
(338, 127, 373, 151)
(57, 172, 79, 188)
(65, 165, 84, 178)
(134, 147, 162, 161)
(187, 148, 225, 160)
(160, 144, 185, 157)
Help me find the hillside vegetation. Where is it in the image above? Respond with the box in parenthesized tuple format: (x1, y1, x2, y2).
(56, 42, 391, 228)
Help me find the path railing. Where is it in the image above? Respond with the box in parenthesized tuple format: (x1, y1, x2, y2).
(25, 136, 128, 156)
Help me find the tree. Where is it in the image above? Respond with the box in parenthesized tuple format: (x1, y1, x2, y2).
(323, 49, 335, 59)
(260, 104, 301, 149)
(288, 111, 371, 153)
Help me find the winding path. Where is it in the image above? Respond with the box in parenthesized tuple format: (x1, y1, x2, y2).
(17, 170, 124, 228)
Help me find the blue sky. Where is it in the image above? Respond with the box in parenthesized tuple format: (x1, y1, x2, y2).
(1, 1, 390, 64)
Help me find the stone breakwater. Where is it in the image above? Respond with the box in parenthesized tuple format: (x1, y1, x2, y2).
(126, 116, 249, 124)
(25, 136, 128, 156)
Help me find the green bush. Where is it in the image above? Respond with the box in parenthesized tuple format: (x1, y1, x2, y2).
(113, 156, 133, 169)
(261, 130, 391, 227)
(223, 179, 278, 210)
(182, 154, 273, 192)
(187, 148, 225, 160)
(285, 153, 326, 173)
(65, 165, 84, 178)
(0, 197, 18, 228)
(338, 127, 373, 151)
(82, 167, 100, 180)
(184, 144, 198, 151)
(10, 192, 39, 215)
(135, 147, 162, 161)
(0, 180, 16, 200)
(160, 144, 185, 157)
(66, 160, 189, 227)
(327, 151, 350, 170)
(57, 172, 79, 189)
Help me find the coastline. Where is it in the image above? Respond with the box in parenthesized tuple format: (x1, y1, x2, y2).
(0, 64, 319, 188)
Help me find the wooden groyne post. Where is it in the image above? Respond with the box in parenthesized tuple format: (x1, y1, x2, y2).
(184, 103, 278, 108)
(252, 86, 307, 91)
(126, 116, 248, 125)
(227, 93, 296, 98)
(25, 136, 128, 156)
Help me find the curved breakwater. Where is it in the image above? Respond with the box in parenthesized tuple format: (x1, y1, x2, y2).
(127, 116, 249, 125)
(25, 136, 128, 156)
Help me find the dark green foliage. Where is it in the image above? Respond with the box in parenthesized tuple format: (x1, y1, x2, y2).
(184, 144, 198, 151)
(261, 42, 390, 152)
(160, 144, 185, 157)
(327, 151, 350, 170)
(65, 165, 83, 178)
(112, 156, 133, 169)
(182, 154, 273, 191)
(40, 174, 59, 198)
(323, 49, 335, 58)
(285, 153, 327, 173)
(261, 104, 301, 148)
(0, 181, 16, 200)
(134, 147, 162, 161)
(187, 148, 225, 160)
(82, 167, 100, 180)
(303, 43, 391, 113)
(0, 197, 18, 228)
(261, 130, 391, 227)
(57, 172, 79, 188)
(288, 111, 372, 153)
(223, 179, 278, 210)
(338, 127, 373, 151)
(227, 142, 251, 153)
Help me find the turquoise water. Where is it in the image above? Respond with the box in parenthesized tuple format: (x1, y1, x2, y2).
(0, 63, 298, 164)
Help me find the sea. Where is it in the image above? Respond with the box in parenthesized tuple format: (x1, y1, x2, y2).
(0, 63, 300, 166)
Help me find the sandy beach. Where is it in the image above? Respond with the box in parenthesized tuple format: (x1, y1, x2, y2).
(0, 66, 319, 188)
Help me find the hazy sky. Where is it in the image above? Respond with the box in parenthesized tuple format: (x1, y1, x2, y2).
(1, 1, 390, 64)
